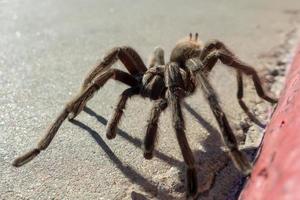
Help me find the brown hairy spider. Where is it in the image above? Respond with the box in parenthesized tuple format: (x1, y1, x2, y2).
(13, 33, 277, 199)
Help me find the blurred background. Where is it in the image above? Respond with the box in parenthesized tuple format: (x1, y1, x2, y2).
(1, 0, 300, 199)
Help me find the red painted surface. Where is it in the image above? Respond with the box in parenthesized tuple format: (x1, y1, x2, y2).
(239, 45, 300, 200)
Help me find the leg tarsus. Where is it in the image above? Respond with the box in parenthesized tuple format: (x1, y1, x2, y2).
(237, 71, 266, 128)
(186, 167, 198, 198)
(251, 72, 278, 103)
(238, 99, 266, 128)
(12, 108, 69, 167)
(13, 148, 40, 167)
(13, 69, 138, 167)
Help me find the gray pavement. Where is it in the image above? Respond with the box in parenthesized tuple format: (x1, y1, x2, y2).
(1, 0, 300, 199)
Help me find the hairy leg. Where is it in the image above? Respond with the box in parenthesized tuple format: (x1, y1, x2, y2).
(200, 40, 277, 104)
(196, 71, 252, 175)
(236, 71, 265, 127)
(69, 69, 138, 120)
(143, 99, 167, 159)
(13, 69, 138, 167)
(82, 46, 146, 90)
(12, 108, 69, 167)
(106, 87, 140, 139)
(165, 63, 198, 198)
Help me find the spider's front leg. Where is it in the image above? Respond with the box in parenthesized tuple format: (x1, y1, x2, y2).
(69, 46, 146, 119)
(106, 86, 139, 139)
(200, 40, 277, 124)
(82, 46, 146, 90)
(165, 63, 198, 198)
(69, 69, 138, 120)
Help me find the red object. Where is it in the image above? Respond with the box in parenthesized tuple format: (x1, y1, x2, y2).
(239, 45, 300, 200)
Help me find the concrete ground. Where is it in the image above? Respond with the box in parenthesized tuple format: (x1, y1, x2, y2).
(1, 0, 300, 199)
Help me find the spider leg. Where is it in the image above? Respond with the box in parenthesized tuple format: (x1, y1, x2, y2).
(82, 46, 146, 90)
(165, 63, 198, 198)
(143, 98, 167, 159)
(201, 40, 277, 104)
(69, 69, 138, 120)
(106, 87, 140, 139)
(195, 71, 252, 175)
(13, 69, 138, 167)
(12, 108, 69, 167)
(236, 71, 265, 127)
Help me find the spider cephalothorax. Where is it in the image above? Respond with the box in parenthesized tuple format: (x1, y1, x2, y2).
(13, 33, 277, 199)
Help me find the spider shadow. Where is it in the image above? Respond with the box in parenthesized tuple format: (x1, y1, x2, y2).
(71, 104, 257, 199)
(183, 102, 258, 198)
(70, 107, 182, 200)
(183, 101, 223, 153)
(183, 101, 258, 157)
(70, 119, 177, 200)
(82, 106, 182, 168)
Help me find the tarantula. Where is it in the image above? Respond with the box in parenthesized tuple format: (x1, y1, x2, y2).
(13, 33, 277, 199)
